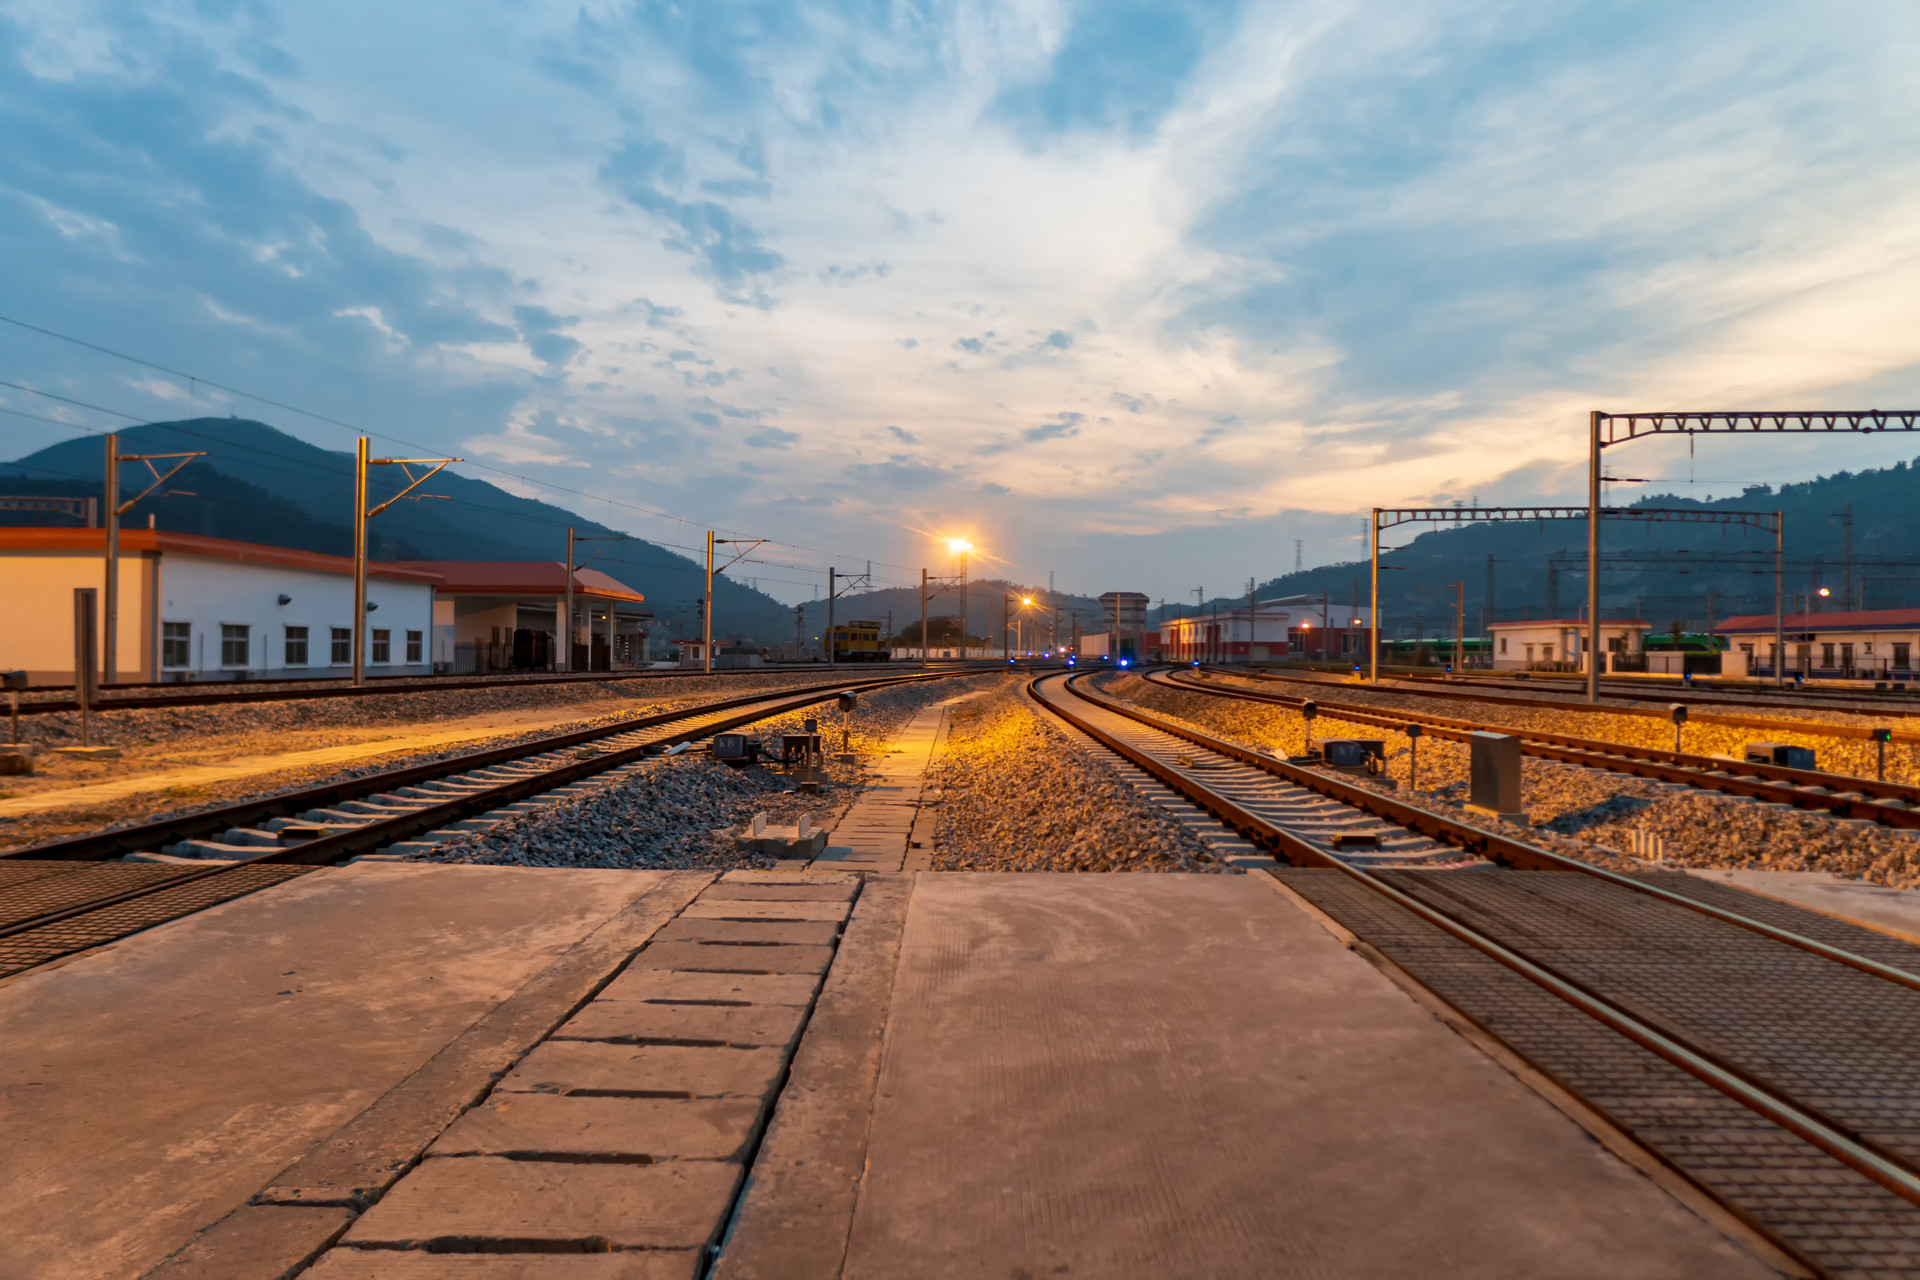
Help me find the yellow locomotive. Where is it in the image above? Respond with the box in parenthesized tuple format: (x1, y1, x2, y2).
(829, 620, 888, 662)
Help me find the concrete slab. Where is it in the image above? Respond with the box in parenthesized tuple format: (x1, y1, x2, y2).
(497, 1041, 786, 1097)
(556, 999, 807, 1047)
(307, 1254, 699, 1280)
(702, 883, 856, 902)
(341, 1156, 740, 1251)
(0, 863, 683, 1280)
(680, 898, 851, 921)
(836, 874, 1773, 1280)
(430, 1094, 764, 1160)
(1686, 867, 1920, 943)
(633, 940, 834, 974)
(656, 917, 839, 945)
(595, 968, 819, 1005)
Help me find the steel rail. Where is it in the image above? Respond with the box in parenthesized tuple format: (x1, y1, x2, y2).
(1132, 668, 1920, 995)
(1398, 669, 1920, 716)
(6, 671, 953, 864)
(1170, 668, 1920, 822)
(1028, 669, 1920, 1230)
(1241, 666, 1920, 744)
(0, 669, 965, 949)
(4, 661, 991, 717)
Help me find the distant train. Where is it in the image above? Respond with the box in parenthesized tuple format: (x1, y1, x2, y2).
(830, 620, 889, 662)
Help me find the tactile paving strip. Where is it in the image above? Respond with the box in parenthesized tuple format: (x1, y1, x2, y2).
(1281, 867, 1920, 1278)
(0, 865, 316, 978)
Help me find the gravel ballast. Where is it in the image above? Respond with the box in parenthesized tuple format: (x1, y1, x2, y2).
(1104, 672, 1920, 889)
(928, 679, 1221, 873)
(415, 674, 1004, 871)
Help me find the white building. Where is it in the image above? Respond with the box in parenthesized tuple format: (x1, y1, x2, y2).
(0, 528, 439, 683)
(1717, 608, 1920, 679)
(1487, 618, 1648, 672)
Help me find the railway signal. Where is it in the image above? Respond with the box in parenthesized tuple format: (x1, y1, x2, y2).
(1669, 703, 1688, 753)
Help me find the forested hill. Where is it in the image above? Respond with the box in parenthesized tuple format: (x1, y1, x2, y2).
(2, 417, 798, 642)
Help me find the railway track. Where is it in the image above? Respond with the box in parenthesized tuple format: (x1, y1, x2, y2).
(1029, 667, 1920, 1276)
(1256, 666, 1919, 743)
(1404, 668, 1920, 717)
(0, 669, 964, 980)
(4, 660, 996, 718)
(1152, 667, 1920, 827)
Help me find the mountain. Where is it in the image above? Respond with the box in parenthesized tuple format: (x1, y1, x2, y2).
(1203, 462, 1920, 639)
(2, 418, 797, 641)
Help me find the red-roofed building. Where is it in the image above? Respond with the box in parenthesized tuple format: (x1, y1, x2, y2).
(395, 561, 651, 673)
(1716, 608, 1920, 679)
(0, 528, 440, 682)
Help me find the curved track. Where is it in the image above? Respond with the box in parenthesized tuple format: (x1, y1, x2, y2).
(1157, 667, 1920, 826)
(1030, 666, 1920, 1276)
(0, 668, 967, 979)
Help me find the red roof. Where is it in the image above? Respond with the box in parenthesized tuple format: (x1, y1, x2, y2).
(393, 560, 644, 604)
(0, 528, 441, 584)
(1486, 618, 1647, 629)
(1718, 608, 1920, 633)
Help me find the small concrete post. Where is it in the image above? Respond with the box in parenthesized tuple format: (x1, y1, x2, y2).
(1670, 703, 1688, 754)
(73, 588, 98, 748)
(1300, 699, 1317, 757)
(1405, 722, 1423, 790)
(1874, 727, 1892, 781)
(1466, 731, 1524, 824)
(4, 670, 26, 745)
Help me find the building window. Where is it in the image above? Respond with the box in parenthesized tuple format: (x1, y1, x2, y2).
(1821, 643, 1835, 668)
(162, 622, 191, 668)
(372, 629, 391, 665)
(1498, 637, 1507, 654)
(331, 628, 352, 665)
(285, 626, 309, 667)
(406, 630, 423, 664)
(1897, 644, 1912, 669)
(221, 624, 250, 668)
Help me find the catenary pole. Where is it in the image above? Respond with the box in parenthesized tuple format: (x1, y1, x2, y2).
(562, 527, 574, 673)
(1587, 410, 1603, 703)
(704, 530, 714, 675)
(352, 436, 369, 687)
(1369, 508, 1381, 684)
(102, 434, 119, 685)
(828, 567, 836, 667)
(1776, 512, 1786, 687)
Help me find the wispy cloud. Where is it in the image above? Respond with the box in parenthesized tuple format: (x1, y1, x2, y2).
(2, 0, 1917, 602)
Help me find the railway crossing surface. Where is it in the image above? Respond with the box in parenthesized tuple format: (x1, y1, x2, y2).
(0, 863, 1807, 1279)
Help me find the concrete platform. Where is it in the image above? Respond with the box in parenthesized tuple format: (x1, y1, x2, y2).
(1, 862, 1786, 1280)
(1687, 866, 1920, 942)
(722, 874, 1775, 1279)
(0, 863, 705, 1280)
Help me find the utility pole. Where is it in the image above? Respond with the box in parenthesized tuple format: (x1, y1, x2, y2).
(1452, 581, 1465, 673)
(1294, 539, 1303, 573)
(353, 438, 458, 686)
(1247, 577, 1256, 664)
(1369, 509, 1380, 683)
(102, 438, 201, 684)
(562, 527, 574, 672)
(703, 532, 714, 673)
(921, 569, 928, 663)
(828, 568, 836, 667)
(1192, 586, 1204, 663)
(1835, 502, 1850, 614)
(1586, 409, 1602, 703)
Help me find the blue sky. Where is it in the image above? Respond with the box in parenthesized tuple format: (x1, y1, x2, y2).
(3, 0, 1918, 601)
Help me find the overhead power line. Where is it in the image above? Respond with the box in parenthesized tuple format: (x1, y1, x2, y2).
(0, 312, 921, 578)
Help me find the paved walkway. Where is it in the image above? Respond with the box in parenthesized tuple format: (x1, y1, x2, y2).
(722, 874, 1775, 1279)
(0, 864, 704, 1280)
(816, 694, 978, 872)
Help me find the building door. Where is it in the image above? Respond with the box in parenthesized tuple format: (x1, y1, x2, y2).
(1897, 643, 1912, 670)
(1840, 643, 1855, 673)
(1796, 643, 1811, 671)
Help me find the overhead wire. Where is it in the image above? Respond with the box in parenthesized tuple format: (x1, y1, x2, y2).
(0, 312, 925, 579)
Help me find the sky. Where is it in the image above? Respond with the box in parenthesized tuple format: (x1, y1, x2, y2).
(3, 0, 1919, 604)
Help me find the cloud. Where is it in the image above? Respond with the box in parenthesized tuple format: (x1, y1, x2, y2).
(600, 133, 785, 306)
(886, 425, 918, 443)
(1022, 411, 1084, 443)
(745, 426, 802, 448)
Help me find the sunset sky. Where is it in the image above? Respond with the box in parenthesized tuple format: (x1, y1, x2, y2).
(4, 1, 1918, 600)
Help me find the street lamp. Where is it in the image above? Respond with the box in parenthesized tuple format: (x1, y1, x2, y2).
(948, 539, 973, 659)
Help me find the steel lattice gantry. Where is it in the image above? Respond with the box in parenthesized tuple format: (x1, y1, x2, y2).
(1368, 506, 1782, 686)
